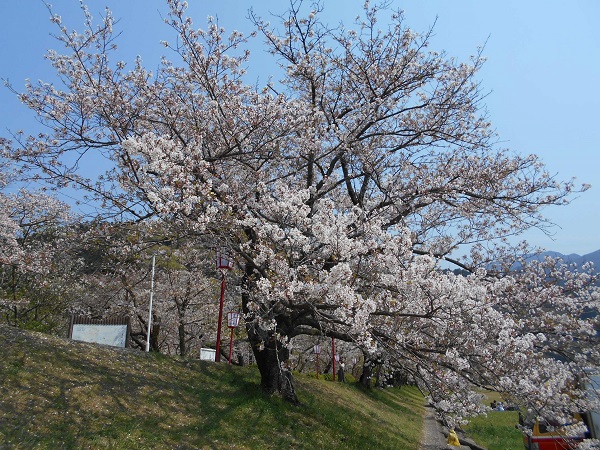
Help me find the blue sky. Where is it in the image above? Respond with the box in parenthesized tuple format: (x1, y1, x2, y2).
(1, 1, 598, 255)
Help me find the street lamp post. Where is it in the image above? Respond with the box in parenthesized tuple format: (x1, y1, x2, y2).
(227, 311, 241, 364)
(314, 344, 321, 379)
(215, 248, 234, 362)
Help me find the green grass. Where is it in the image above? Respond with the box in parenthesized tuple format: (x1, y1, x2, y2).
(464, 410, 524, 450)
(0, 325, 425, 449)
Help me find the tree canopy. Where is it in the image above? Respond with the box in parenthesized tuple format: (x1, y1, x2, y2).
(2, 0, 598, 431)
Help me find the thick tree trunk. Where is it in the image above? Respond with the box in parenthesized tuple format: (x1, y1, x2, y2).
(375, 363, 385, 388)
(236, 351, 245, 366)
(359, 353, 382, 388)
(150, 314, 161, 351)
(359, 359, 373, 387)
(246, 322, 298, 404)
(178, 322, 186, 356)
(337, 364, 345, 383)
(242, 260, 298, 404)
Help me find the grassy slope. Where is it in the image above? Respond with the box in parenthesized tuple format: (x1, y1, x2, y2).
(464, 390, 524, 450)
(464, 411, 523, 450)
(0, 325, 424, 449)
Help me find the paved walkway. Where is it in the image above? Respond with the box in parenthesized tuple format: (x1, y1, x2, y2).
(419, 406, 484, 449)
(419, 405, 450, 450)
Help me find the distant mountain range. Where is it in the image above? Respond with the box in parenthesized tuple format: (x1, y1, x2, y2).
(451, 250, 600, 277)
(525, 249, 600, 270)
(475, 250, 600, 276)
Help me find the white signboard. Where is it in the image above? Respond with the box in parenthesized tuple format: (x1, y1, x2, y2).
(71, 324, 128, 348)
(200, 348, 216, 361)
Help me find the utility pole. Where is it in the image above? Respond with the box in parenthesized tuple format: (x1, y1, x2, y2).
(145, 254, 156, 352)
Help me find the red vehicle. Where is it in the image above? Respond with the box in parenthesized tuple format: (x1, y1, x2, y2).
(521, 374, 600, 449)
(521, 417, 585, 450)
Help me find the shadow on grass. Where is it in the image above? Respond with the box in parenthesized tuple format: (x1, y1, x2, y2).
(0, 326, 424, 449)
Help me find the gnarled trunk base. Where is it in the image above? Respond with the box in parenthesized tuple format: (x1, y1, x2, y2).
(247, 327, 298, 404)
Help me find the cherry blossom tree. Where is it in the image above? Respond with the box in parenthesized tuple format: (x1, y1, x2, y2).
(68, 220, 220, 356)
(144, 230, 220, 357)
(0, 160, 75, 329)
(2, 0, 598, 428)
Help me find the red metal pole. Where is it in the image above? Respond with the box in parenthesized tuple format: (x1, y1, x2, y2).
(332, 337, 336, 382)
(228, 327, 235, 364)
(215, 272, 226, 362)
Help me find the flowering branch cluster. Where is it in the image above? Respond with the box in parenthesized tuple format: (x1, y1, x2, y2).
(2, 0, 597, 424)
